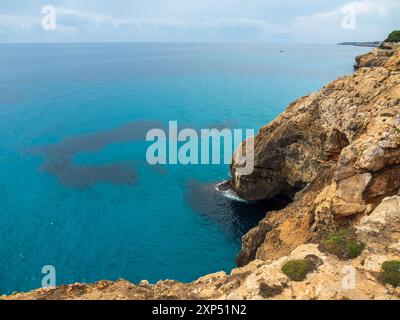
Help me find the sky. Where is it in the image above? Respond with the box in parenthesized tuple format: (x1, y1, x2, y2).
(0, 0, 399, 43)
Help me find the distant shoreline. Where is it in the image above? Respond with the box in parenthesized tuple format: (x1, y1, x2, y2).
(337, 41, 381, 48)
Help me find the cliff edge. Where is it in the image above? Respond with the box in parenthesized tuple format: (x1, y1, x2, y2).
(354, 42, 400, 69)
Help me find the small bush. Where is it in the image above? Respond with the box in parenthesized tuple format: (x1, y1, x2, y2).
(281, 259, 313, 281)
(259, 282, 283, 298)
(319, 228, 365, 260)
(380, 260, 400, 287)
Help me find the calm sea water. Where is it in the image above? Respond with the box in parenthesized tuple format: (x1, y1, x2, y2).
(0, 43, 369, 294)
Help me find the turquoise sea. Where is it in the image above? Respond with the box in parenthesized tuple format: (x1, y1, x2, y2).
(0, 43, 369, 294)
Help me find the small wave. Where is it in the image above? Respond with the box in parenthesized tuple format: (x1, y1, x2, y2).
(215, 180, 253, 203)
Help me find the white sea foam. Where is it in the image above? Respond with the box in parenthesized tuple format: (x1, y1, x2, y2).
(215, 180, 250, 203)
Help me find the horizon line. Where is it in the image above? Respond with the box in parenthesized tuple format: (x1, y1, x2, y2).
(0, 41, 347, 45)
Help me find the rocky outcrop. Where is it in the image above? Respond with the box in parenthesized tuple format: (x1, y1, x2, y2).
(3, 47, 400, 300)
(354, 42, 400, 70)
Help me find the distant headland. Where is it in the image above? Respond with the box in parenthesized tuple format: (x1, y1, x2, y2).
(337, 41, 381, 47)
(339, 30, 400, 48)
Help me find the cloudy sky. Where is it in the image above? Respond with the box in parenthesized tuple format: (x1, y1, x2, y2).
(0, 0, 399, 43)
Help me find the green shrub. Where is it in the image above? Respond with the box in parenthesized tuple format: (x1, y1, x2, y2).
(319, 228, 365, 259)
(281, 259, 313, 281)
(380, 260, 400, 287)
(385, 30, 400, 43)
(259, 282, 283, 298)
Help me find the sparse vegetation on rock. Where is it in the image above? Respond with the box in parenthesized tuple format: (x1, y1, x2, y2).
(319, 229, 365, 259)
(380, 260, 400, 287)
(259, 282, 283, 298)
(281, 259, 313, 281)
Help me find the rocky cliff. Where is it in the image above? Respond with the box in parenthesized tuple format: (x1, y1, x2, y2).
(3, 47, 400, 300)
(232, 46, 400, 267)
(354, 42, 400, 69)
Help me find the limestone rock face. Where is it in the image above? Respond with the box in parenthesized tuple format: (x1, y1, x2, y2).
(354, 51, 389, 70)
(354, 43, 400, 70)
(357, 195, 400, 252)
(3, 48, 400, 301)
